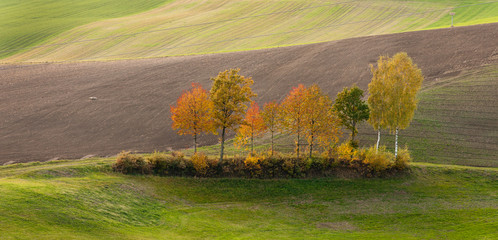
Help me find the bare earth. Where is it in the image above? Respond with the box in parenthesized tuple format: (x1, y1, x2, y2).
(1, 23, 497, 163)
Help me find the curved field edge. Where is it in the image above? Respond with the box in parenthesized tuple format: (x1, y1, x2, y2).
(3, 0, 498, 62)
(0, 158, 496, 239)
(0, 0, 171, 59)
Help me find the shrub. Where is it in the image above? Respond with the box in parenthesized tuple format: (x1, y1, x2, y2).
(113, 151, 151, 174)
(395, 147, 411, 170)
(244, 154, 262, 177)
(336, 142, 354, 163)
(363, 146, 394, 172)
(191, 152, 209, 176)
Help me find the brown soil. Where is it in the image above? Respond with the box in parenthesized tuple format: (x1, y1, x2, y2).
(1, 23, 497, 163)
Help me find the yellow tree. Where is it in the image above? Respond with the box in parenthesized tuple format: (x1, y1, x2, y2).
(302, 84, 340, 157)
(280, 84, 307, 158)
(235, 102, 267, 155)
(368, 52, 423, 156)
(384, 52, 423, 157)
(170, 83, 215, 153)
(261, 101, 280, 156)
(368, 56, 390, 152)
(210, 68, 256, 161)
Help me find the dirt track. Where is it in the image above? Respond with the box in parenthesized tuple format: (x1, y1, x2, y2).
(1, 23, 497, 163)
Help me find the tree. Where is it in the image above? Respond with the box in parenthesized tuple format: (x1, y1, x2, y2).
(384, 52, 423, 157)
(235, 102, 267, 155)
(333, 84, 369, 144)
(261, 101, 280, 156)
(368, 56, 390, 152)
(170, 83, 215, 153)
(280, 84, 307, 158)
(210, 68, 256, 161)
(302, 84, 339, 157)
(368, 52, 423, 156)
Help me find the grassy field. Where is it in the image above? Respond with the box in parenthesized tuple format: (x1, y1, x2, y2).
(0, 158, 496, 239)
(0, 0, 170, 59)
(2, 0, 497, 62)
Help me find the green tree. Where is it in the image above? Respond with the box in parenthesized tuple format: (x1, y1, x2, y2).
(333, 84, 369, 145)
(210, 68, 256, 161)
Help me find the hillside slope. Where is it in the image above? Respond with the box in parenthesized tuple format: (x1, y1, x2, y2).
(2, 0, 498, 62)
(0, 159, 497, 239)
(0, 23, 497, 165)
(0, 0, 170, 59)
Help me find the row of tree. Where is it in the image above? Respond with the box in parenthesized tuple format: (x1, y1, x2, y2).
(170, 52, 423, 160)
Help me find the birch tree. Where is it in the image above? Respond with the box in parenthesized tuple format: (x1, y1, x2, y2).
(384, 52, 423, 157)
(368, 52, 423, 156)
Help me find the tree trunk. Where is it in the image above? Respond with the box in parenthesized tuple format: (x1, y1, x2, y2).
(220, 127, 226, 162)
(251, 128, 254, 155)
(271, 130, 274, 156)
(395, 127, 398, 158)
(376, 129, 381, 153)
(309, 133, 313, 158)
(351, 121, 356, 141)
(194, 133, 197, 154)
(296, 131, 300, 158)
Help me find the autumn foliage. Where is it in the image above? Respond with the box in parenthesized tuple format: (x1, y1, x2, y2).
(170, 83, 215, 153)
(235, 102, 267, 154)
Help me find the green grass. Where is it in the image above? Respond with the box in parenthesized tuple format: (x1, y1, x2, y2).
(2, 0, 497, 62)
(0, 158, 496, 239)
(0, 0, 170, 59)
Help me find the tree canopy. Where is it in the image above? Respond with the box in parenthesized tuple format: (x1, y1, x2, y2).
(170, 83, 215, 153)
(333, 84, 369, 143)
(210, 68, 256, 161)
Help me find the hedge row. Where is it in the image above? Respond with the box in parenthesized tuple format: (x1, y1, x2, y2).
(112, 144, 410, 178)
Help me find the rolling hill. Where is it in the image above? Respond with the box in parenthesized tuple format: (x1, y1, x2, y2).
(2, 0, 498, 62)
(0, 158, 497, 239)
(1, 23, 496, 166)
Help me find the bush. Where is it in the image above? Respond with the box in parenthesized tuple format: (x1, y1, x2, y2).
(113, 151, 151, 174)
(395, 147, 411, 170)
(113, 147, 410, 178)
(191, 152, 209, 176)
(363, 146, 394, 172)
(244, 154, 263, 177)
(336, 142, 354, 164)
(146, 151, 193, 176)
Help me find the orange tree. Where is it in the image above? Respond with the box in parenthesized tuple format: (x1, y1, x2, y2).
(280, 84, 307, 158)
(303, 84, 341, 157)
(261, 101, 280, 156)
(210, 68, 256, 161)
(170, 83, 215, 153)
(235, 102, 267, 155)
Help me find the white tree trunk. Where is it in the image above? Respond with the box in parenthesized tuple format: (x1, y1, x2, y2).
(395, 127, 398, 158)
(376, 129, 381, 153)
